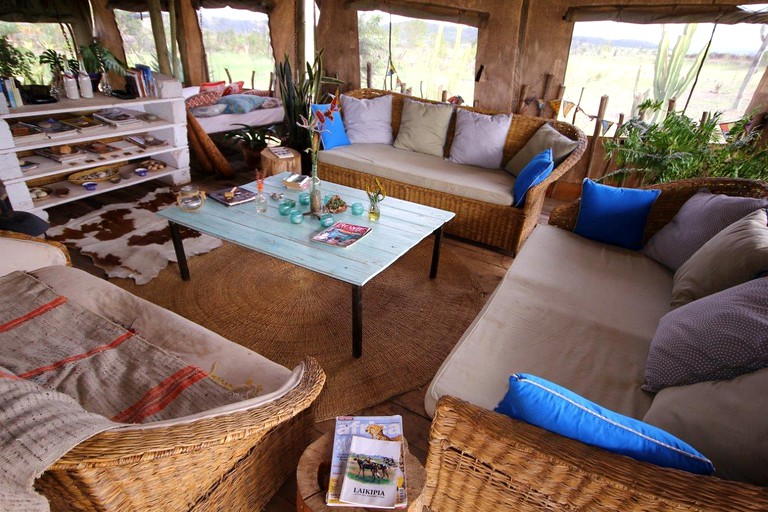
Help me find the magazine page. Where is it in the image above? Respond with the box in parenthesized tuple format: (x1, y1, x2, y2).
(326, 415, 407, 508)
(208, 186, 256, 206)
(312, 222, 371, 248)
(339, 437, 401, 509)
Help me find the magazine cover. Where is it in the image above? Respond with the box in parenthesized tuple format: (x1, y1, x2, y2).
(326, 415, 407, 508)
(93, 108, 140, 126)
(312, 222, 371, 248)
(32, 118, 77, 138)
(339, 436, 402, 509)
(76, 141, 121, 155)
(208, 186, 256, 206)
(60, 116, 104, 132)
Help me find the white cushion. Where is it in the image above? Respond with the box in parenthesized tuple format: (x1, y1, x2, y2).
(0, 236, 68, 277)
(340, 94, 393, 144)
(319, 143, 515, 205)
(448, 109, 512, 169)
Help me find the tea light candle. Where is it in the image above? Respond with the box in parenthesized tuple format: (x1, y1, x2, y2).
(298, 192, 310, 205)
(351, 202, 364, 216)
(320, 213, 334, 228)
(289, 209, 304, 224)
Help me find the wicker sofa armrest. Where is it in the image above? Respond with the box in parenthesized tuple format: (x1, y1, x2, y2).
(548, 177, 768, 241)
(0, 230, 70, 276)
(420, 396, 768, 512)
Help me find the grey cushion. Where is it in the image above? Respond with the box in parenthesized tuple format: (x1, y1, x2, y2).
(393, 99, 453, 157)
(672, 208, 768, 308)
(643, 277, 768, 393)
(505, 123, 578, 177)
(641, 189, 768, 271)
(340, 94, 393, 144)
(448, 109, 512, 169)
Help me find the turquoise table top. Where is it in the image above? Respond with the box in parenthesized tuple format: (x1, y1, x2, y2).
(157, 172, 455, 287)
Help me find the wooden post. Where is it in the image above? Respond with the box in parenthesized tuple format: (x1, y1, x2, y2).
(538, 74, 553, 116)
(667, 98, 677, 116)
(366, 62, 372, 88)
(604, 112, 626, 184)
(400, 82, 406, 94)
(473, 99, 480, 108)
(586, 95, 609, 180)
(700, 111, 710, 124)
(517, 84, 529, 114)
(90, 0, 127, 90)
(573, 86, 585, 124)
(169, 0, 179, 79)
(441, 90, 448, 102)
(148, 0, 172, 76)
(175, 0, 208, 85)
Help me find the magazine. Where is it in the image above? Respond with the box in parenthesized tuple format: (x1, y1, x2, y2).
(312, 222, 371, 248)
(60, 116, 105, 133)
(9, 122, 46, 142)
(31, 118, 78, 138)
(208, 186, 257, 206)
(76, 141, 122, 155)
(269, 146, 294, 159)
(326, 415, 407, 508)
(125, 133, 167, 149)
(93, 108, 141, 127)
(339, 436, 402, 509)
(19, 159, 39, 172)
(34, 146, 88, 163)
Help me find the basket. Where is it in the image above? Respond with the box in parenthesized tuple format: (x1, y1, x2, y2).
(68, 166, 119, 185)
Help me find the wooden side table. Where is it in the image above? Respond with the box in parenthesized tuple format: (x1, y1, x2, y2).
(297, 433, 426, 512)
(260, 146, 302, 176)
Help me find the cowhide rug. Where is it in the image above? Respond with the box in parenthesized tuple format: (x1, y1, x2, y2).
(47, 188, 222, 285)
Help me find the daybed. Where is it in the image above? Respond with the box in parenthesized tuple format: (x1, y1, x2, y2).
(421, 178, 768, 510)
(0, 231, 325, 511)
(318, 89, 587, 254)
(182, 86, 284, 134)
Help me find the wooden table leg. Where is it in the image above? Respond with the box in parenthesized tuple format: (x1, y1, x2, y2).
(430, 226, 444, 279)
(352, 285, 362, 358)
(168, 221, 190, 281)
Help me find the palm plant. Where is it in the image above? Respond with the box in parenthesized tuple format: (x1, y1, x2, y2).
(79, 40, 129, 76)
(0, 36, 35, 83)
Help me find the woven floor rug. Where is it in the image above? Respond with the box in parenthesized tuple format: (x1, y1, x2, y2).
(114, 240, 486, 420)
(47, 188, 222, 285)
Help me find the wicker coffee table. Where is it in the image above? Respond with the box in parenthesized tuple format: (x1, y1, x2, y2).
(296, 433, 425, 512)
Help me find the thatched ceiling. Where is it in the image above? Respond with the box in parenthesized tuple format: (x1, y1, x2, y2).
(105, 0, 271, 13)
(565, 4, 768, 24)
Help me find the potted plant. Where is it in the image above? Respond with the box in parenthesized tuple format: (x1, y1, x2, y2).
(79, 39, 129, 92)
(604, 100, 768, 185)
(223, 124, 281, 170)
(0, 36, 34, 84)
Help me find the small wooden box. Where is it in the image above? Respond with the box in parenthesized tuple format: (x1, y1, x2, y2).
(260, 146, 301, 176)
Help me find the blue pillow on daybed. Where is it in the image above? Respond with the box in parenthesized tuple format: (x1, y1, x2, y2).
(512, 148, 554, 207)
(495, 373, 715, 475)
(312, 103, 351, 150)
(574, 179, 660, 250)
(215, 94, 268, 114)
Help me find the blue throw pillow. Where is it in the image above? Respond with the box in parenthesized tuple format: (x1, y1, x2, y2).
(574, 179, 660, 250)
(512, 148, 554, 207)
(312, 103, 351, 150)
(495, 374, 715, 475)
(215, 94, 267, 114)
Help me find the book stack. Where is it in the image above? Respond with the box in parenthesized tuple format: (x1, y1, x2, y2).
(124, 64, 155, 98)
(282, 173, 311, 191)
(326, 415, 407, 509)
(0, 78, 24, 108)
(75, 141, 121, 155)
(34, 145, 87, 163)
(93, 108, 141, 127)
(61, 116, 105, 133)
(125, 133, 167, 149)
(9, 122, 46, 143)
(32, 118, 78, 139)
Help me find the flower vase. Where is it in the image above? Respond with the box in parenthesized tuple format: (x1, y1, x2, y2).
(309, 159, 323, 216)
(369, 200, 381, 221)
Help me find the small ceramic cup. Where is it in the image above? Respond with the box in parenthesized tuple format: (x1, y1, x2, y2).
(320, 213, 334, 228)
(351, 202, 365, 216)
(298, 192, 310, 205)
(289, 209, 304, 224)
(82, 181, 97, 191)
(134, 167, 149, 177)
(278, 199, 295, 216)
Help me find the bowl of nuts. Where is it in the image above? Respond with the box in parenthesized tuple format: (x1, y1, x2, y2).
(138, 159, 167, 172)
(29, 187, 52, 201)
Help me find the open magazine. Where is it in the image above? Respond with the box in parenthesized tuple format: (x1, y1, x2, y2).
(312, 222, 371, 248)
(327, 415, 407, 508)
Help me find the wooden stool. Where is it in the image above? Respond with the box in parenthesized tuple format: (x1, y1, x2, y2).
(260, 146, 302, 176)
(297, 433, 425, 512)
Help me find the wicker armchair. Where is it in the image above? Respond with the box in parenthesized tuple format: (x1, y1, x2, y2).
(318, 89, 587, 254)
(35, 357, 325, 511)
(415, 396, 768, 511)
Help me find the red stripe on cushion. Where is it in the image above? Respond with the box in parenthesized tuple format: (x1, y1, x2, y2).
(19, 331, 135, 379)
(111, 366, 208, 423)
(0, 371, 22, 380)
(0, 296, 67, 333)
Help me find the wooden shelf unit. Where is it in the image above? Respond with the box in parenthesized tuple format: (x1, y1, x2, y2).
(0, 76, 190, 221)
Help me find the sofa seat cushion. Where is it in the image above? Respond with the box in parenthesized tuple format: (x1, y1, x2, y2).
(29, 265, 297, 428)
(426, 225, 673, 419)
(643, 367, 768, 485)
(318, 143, 515, 206)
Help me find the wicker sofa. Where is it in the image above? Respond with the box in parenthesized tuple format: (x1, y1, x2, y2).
(317, 89, 587, 254)
(0, 231, 326, 512)
(420, 178, 768, 510)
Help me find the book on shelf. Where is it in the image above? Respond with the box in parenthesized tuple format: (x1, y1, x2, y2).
(32, 118, 78, 138)
(125, 133, 167, 149)
(34, 146, 88, 163)
(208, 186, 257, 206)
(75, 141, 122, 155)
(268, 146, 294, 159)
(312, 222, 371, 248)
(326, 415, 407, 508)
(60, 116, 105, 133)
(338, 436, 402, 509)
(9, 122, 46, 143)
(281, 173, 310, 191)
(134, 64, 155, 97)
(18, 159, 38, 172)
(93, 108, 141, 127)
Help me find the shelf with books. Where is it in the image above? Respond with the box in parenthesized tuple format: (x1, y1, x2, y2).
(0, 75, 189, 221)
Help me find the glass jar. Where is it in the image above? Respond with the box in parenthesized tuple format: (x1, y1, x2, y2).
(177, 184, 205, 212)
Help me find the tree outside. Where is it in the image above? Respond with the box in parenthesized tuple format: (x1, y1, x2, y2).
(0, 22, 71, 85)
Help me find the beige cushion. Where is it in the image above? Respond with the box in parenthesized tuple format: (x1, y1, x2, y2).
(393, 99, 453, 157)
(505, 123, 578, 177)
(643, 367, 768, 485)
(319, 143, 515, 205)
(671, 208, 768, 308)
(425, 225, 672, 419)
(0, 236, 68, 277)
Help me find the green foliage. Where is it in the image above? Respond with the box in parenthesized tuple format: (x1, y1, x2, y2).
(0, 36, 35, 82)
(39, 49, 68, 76)
(275, 50, 343, 153)
(604, 103, 768, 184)
(652, 24, 707, 117)
(223, 124, 280, 152)
(79, 40, 129, 75)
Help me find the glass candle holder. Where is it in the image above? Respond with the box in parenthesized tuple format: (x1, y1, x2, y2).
(351, 202, 364, 216)
(298, 192, 310, 205)
(320, 213, 334, 228)
(177, 184, 205, 212)
(278, 199, 296, 216)
(289, 209, 304, 224)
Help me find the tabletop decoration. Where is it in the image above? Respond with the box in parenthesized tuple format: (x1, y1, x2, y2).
(366, 177, 387, 221)
(297, 92, 340, 217)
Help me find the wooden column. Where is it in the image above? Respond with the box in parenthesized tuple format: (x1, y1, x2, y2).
(586, 95, 609, 180)
(269, 0, 300, 82)
(315, 0, 359, 90)
(175, 0, 208, 86)
(90, 0, 126, 90)
(148, 0, 172, 76)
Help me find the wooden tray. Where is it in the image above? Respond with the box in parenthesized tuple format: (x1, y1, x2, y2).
(68, 166, 119, 185)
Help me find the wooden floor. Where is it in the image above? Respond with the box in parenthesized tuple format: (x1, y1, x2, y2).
(45, 168, 562, 512)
